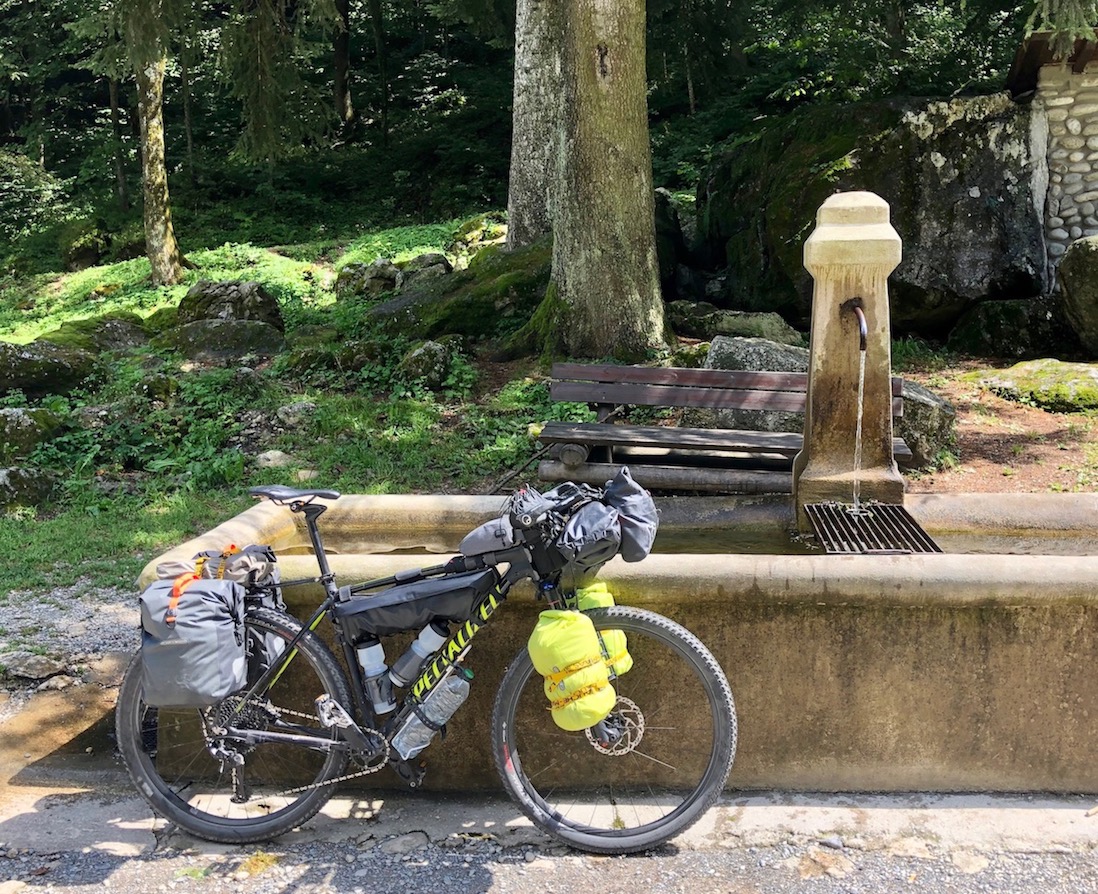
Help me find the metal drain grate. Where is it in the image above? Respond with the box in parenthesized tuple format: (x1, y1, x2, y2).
(804, 501, 942, 555)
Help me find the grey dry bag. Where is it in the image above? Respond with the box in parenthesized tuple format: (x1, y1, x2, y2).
(139, 574, 247, 707)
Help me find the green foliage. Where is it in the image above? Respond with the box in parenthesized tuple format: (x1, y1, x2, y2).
(891, 337, 955, 373)
(0, 151, 73, 253)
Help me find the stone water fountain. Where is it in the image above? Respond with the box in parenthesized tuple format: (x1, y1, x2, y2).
(145, 193, 1098, 795)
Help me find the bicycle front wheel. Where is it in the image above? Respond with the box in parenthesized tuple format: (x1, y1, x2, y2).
(491, 606, 737, 854)
(116, 607, 353, 844)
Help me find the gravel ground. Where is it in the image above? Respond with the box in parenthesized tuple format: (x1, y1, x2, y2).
(0, 582, 138, 720)
(2, 833, 1098, 894)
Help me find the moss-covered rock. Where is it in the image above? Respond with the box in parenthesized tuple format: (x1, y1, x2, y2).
(367, 239, 552, 341)
(37, 312, 150, 355)
(1058, 236, 1098, 356)
(666, 300, 804, 345)
(0, 341, 96, 398)
(144, 306, 180, 334)
(152, 320, 286, 361)
(178, 281, 285, 332)
(0, 408, 62, 463)
(397, 340, 455, 391)
(699, 95, 1046, 336)
(977, 359, 1098, 411)
(0, 467, 55, 508)
(895, 380, 956, 468)
(947, 298, 1078, 359)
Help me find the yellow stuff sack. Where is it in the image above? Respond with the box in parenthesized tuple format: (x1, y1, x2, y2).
(575, 582, 633, 678)
(527, 610, 616, 731)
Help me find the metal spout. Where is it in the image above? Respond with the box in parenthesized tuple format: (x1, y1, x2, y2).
(842, 298, 868, 352)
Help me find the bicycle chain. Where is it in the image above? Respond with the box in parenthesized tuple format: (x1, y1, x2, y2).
(224, 700, 391, 797)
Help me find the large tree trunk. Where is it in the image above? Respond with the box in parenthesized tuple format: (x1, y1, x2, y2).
(551, 0, 665, 360)
(334, 0, 355, 127)
(134, 56, 184, 286)
(109, 78, 130, 211)
(506, 0, 561, 250)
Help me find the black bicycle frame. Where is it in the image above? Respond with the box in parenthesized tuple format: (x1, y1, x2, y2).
(229, 499, 543, 753)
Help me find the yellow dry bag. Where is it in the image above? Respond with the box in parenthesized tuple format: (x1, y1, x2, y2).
(574, 582, 633, 678)
(527, 610, 616, 731)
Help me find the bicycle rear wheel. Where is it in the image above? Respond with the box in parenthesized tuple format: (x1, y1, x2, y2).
(491, 606, 736, 854)
(116, 607, 353, 844)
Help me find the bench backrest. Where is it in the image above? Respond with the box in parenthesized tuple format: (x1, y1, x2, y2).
(550, 363, 904, 417)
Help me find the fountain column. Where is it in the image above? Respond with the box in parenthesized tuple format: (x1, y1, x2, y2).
(792, 192, 905, 532)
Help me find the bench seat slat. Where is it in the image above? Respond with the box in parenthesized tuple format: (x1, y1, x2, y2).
(551, 363, 903, 397)
(540, 421, 913, 462)
(552, 381, 905, 417)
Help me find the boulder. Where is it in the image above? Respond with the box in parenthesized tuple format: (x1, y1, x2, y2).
(335, 259, 403, 299)
(0, 467, 55, 508)
(397, 340, 455, 391)
(685, 336, 810, 432)
(895, 380, 957, 468)
(37, 312, 150, 354)
(0, 408, 62, 463)
(178, 281, 285, 332)
(978, 359, 1098, 411)
(699, 94, 1046, 335)
(447, 214, 508, 263)
(666, 300, 804, 345)
(399, 253, 453, 290)
(0, 340, 96, 398)
(1057, 236, 1098, 356)
(368, 239, 551, 341)
(947, 298, 1077, 359)
(153, 320, 286, 361)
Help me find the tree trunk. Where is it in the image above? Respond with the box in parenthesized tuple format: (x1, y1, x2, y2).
(506, 0, 562, 250)
(134, 56, 184, 286)
(366, 0, 390, 147)
(334, 0, 355, 127)
(551, 0, 665, 360)
(179, 51, 196, 184)
(109, 79, 130, 211)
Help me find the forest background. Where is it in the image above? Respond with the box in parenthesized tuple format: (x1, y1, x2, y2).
(0, 0, 1095, 596)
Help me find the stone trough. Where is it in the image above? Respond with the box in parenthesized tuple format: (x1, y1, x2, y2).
(141, 490, 1098, 795)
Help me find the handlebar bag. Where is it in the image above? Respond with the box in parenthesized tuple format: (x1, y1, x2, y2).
(139, 575, 247, 707)
(602, 466, 659, 562)
(555, 501, 621, 575)
(333, 568, 500, 639)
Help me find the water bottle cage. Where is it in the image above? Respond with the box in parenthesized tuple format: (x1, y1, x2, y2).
(411, 701, 446, 733)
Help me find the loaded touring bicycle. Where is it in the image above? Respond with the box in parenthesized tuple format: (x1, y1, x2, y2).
(117, 469, 737, 854)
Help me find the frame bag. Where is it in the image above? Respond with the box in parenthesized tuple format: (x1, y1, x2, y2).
(139, 574, 247, 707)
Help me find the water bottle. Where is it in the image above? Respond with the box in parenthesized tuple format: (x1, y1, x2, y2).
(390, 622, 449, 687)
(391, 667, 473, 759)
(356, 639, 396, 715)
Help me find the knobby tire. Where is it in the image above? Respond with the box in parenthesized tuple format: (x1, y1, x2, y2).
(116, 607, 352, 844)
(490, 606, 737, 854)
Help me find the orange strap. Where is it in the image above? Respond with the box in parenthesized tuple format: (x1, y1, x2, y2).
(166, 572, 201, 626)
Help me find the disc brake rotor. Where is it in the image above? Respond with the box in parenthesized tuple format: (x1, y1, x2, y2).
(586, 696, 645, 756)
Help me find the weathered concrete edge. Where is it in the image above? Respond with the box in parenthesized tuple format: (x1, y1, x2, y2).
(140, 492, 1098, 608)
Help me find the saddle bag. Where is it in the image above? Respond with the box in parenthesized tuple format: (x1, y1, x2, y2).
(527, 609, 616, 731)
(139, 574, 247, 707)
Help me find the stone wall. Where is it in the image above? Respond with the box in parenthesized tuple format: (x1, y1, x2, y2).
(1036, 65, 1098, 269)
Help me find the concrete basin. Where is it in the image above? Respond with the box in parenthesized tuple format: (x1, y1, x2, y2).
(141, 492, 1098, 794)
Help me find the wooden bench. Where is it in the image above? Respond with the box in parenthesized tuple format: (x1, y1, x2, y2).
(537, 363, 911, 494)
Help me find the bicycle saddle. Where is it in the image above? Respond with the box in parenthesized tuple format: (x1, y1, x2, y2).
(248, 485, 341, 504)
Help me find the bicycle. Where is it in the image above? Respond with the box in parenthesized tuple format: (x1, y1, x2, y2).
(116, 482, 738, 854)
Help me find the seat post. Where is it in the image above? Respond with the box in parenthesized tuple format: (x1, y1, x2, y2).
(300, 503, 336, 585)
